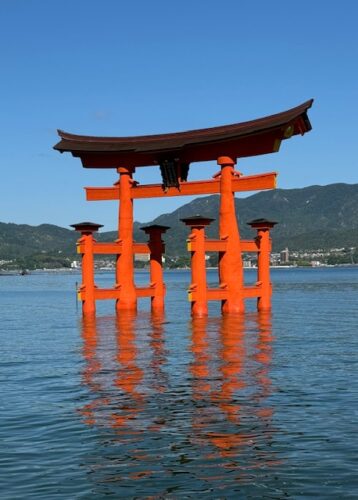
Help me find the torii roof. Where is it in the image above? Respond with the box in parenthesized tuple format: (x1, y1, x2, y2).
(54, 99, 313, 168)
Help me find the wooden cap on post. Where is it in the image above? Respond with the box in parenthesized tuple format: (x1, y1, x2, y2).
(70, 222, 103, 234)
(247, 218, 277, 230)
(140, 224, 170, 235)
(181, 215, 215, 228)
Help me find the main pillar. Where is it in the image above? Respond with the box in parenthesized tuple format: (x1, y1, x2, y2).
(71, 222, 103, 315)
(116, 167, 137, 311)
(181, 216, 213, 317)
(140, 224, 169, 313)
(217, 156, 245, 314)
(248, 219, 277, 312)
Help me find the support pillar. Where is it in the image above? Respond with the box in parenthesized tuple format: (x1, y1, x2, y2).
(181, 216, 214, 317)
(71, 222, 103, 316)
(116, 167, 137, 311)
(217, 156, 244, 314)
(140, 224, 170, 313)
(248, 219, 277, 312)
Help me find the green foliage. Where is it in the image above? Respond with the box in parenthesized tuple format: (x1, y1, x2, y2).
(129, 183, 358, 256)
(294, 259, 313, 267)
(208, 254, 219, 267)
(165, 255, 191, 269)
(134, 260, 147, 269)
(326, 249, 358, 265)
(1, 183, 357, 269)
(0, 223, 77, 259)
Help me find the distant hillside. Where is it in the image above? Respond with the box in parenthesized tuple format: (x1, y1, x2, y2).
(0, 223, 78, 269)
(128, 182, 358, 254)
(0, 183, 357, 268)
(0, 223, 77, 259)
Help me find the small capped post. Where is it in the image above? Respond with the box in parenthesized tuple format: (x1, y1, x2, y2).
(71, 221, 103, 315)
(71, 221, 103, 234)
(247, 219, 277, 312)
(181, 216, 214, 317)
(140, 224, 170, 313)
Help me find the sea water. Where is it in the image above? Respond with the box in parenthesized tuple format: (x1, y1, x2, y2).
(0, 268, 357, 498)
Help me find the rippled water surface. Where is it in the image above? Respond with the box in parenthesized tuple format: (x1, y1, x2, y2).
(1, 268, 357, 498)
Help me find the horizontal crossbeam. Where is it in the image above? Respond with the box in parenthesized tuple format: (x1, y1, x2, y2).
(85, 172, 277, 201)
(78, 285, 155, 301)
(77, 242, 150, 255)
(188, 239, 260, 253)
(187, 239, 228, 252)
(240, 240, 260, 252)
(188, 285, 263, 302)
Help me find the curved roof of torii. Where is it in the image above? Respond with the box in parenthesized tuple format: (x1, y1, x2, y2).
(54, 99, 313, 168)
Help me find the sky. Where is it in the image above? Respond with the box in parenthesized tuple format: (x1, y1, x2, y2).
(0, 0, 357, 231)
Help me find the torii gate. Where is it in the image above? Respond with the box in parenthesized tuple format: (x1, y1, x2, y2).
(54, 100, 313, 316)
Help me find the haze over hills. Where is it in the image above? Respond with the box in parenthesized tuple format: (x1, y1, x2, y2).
(0, 183, 357, 268)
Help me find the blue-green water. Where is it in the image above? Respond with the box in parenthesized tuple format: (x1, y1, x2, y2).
(1, 268, 357, 498)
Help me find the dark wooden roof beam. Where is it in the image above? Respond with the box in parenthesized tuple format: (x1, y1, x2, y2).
(54, 99, 313, 168)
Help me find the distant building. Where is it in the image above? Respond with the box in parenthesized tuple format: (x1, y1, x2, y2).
(280, 248, 290, 264)
(311, 260, 322, 267)
(134, 254, 150, 263)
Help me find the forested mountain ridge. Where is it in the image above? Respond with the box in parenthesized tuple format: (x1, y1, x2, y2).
(131, 182, 358, 255)
(1, 183, 357, 268)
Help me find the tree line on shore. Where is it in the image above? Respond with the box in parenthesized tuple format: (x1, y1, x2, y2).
(1, 183, 357, 270)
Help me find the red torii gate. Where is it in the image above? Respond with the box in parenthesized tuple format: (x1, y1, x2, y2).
(54, 99, 313, 316)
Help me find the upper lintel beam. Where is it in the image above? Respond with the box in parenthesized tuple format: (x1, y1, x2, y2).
(54, 100, 313, 167)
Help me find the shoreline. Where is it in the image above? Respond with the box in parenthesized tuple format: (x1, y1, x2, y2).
(1, 263, 358, 276)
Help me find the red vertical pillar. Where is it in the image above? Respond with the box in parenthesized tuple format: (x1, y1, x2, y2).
(181, 216, 213, 317)
(248, 219, 277, 312)
(140, 224, 170, 313)
(116, 167, 137, 311)
(217, 156, 244, 314)
(71, 222, 103, 316)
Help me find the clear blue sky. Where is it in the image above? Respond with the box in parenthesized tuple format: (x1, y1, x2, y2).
(1, 0, 357, 230)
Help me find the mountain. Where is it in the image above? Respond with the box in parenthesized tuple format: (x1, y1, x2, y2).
(0, 183, 357, 268)
(0, 223, 78, 269)
(129, 182, 358, 254)
(0, 223, 77, 259)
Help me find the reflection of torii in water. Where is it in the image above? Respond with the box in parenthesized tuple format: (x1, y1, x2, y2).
(189, 313, 281, 470)
(55, 100, 313, 316)
(78, 314, 144, 430)
(78, 311, 282, 491)
(78, 312, 168, 434)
